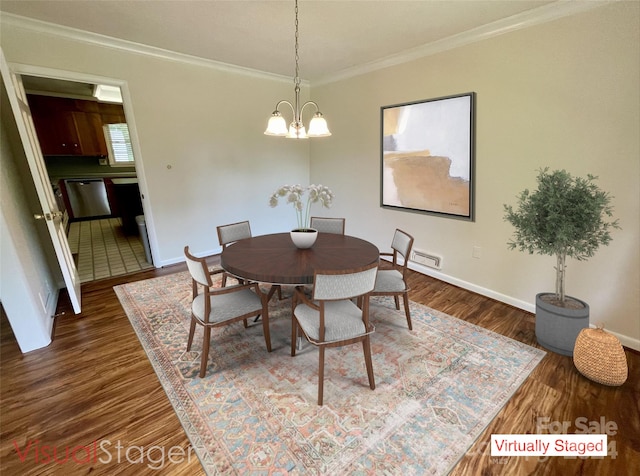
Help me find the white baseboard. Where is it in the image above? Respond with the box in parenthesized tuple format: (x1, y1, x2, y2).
(158, 247, 221, 268)
(599, 327, 640, 353)
(158, 256, 185, 267)
(408, 261, 639, 352)
(408, 261, 535, 312)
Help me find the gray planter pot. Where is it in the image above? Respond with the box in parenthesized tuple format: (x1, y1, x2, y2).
(535, 293, 589, 356)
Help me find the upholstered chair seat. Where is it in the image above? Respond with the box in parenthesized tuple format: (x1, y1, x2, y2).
(373, 269, 406, 293)
(294, 300, 367, 342)
(192, 290, 263, 324)
(371, 229, 414, 330)
(291, 262, 378, 405)
(184, 246, 271, 378)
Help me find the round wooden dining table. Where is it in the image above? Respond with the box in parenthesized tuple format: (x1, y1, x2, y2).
(220, 232, 380, 285)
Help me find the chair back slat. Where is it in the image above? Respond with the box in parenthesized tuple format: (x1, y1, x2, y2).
(184, 246, 212, 287)
(217, 221, 252, 247)
(313, 263, 378, 301)
(391, 229, 414, 260)
(310, 217, 345, 234)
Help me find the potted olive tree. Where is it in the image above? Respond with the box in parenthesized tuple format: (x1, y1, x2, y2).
(504, 168, 620, 355)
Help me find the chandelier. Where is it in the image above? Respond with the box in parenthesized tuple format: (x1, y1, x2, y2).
(264, 0, 331, 139)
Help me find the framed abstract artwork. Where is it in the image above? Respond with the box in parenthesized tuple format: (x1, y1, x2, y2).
(380, 92, 476, 221)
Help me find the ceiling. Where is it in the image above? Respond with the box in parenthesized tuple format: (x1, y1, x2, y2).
(0, 0, 570, 83)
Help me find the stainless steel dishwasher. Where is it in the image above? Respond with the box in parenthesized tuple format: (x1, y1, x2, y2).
(64, 179, 111, 219)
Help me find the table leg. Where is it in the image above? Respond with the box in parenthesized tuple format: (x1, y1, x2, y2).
(266, 285, 283, 302)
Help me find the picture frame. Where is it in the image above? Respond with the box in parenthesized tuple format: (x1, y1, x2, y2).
(380, 92, 475, 221)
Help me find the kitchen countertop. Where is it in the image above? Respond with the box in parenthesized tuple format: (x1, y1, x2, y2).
(45, 156, 137, 181)
(111, 178, 139, 185)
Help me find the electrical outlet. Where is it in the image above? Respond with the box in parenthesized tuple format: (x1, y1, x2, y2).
(472, 246, 481, 259)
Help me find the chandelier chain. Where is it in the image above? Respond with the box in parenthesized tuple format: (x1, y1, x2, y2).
(294, 0, 300, 90)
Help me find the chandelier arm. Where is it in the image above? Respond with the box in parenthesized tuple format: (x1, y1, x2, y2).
(300, 101, 321, 117)
(274, 100, 295, 116)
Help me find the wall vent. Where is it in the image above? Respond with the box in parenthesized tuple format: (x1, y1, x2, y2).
(411, 249, 442, 270)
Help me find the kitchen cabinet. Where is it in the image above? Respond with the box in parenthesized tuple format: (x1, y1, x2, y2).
(98, 103, 127, 124)
(30, 108, 81, 155)
(27, 95, 125, 157)
(72, 111, 107, 156)
(108, 178, 143, 235)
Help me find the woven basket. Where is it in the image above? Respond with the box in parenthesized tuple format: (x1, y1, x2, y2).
(573, 324, 628, 386)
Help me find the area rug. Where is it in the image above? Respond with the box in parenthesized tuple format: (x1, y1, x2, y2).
(114, 270, 545, 475)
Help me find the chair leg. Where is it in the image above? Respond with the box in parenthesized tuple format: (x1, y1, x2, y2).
(199, 327, 211, 378)
(252, 287, 264, 322)
(363, 336, 376, 390)
(403, 293, 412, 330)
(221, 274, 227, 287)
(318, 346, 325, 406)
(243, 319, 249, 328)
(394, 295, 400, 310)
(261, 308, 272, 353)
(291, 319, 297, 356)
(187, 318, 197, 351)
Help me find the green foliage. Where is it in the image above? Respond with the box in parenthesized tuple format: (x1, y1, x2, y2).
(504, 168, 620, 301)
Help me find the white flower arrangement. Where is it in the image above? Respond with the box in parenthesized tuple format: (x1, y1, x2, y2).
(269, 184, 335, 230)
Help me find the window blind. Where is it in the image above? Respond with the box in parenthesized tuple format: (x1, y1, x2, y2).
(104, 123, 134, 164)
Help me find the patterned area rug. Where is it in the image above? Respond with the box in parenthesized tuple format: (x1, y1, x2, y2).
(114, 270, 545, 475)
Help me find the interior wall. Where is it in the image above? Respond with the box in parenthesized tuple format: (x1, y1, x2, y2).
(1, 82, 56, 352)
(310, 2, 640, 347)
(0, 21, 312, 265)
(1, 4, 637, 349)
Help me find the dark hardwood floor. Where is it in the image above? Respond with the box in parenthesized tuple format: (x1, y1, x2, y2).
(1, 260, 638, 475)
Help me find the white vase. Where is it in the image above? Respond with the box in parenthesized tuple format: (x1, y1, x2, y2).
(290, 228, 318, 249)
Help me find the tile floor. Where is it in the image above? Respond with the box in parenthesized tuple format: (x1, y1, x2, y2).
(68, 218, 153, 283)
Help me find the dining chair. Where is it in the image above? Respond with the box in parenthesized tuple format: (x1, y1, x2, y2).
(370, 229, 414, 330)
(291, 262, 379, 406)
(217, 220, 252, 287)
(217, 220, 282, 301)
(310, 216, 346, 234)
(184, 246, 272, 378)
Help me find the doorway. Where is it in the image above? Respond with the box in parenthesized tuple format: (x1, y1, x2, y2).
(20, 73, 153, 283)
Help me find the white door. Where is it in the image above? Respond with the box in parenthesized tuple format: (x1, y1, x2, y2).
(0, 49, 81, 313)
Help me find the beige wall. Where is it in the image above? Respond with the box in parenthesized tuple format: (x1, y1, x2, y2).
(1, 2, 638, 348)
(310, 1, 639, 347)
(1, 80, 58, 351)
(1, 21, 312, 265)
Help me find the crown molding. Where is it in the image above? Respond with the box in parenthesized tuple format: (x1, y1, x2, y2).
(0, 12, 292, 84)
(1, 1, 613, 88)
(313, 0, 614, 86)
